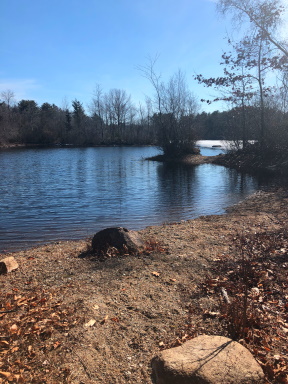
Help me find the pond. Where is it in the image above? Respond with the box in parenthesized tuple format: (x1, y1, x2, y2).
(0, 145, 269, 253)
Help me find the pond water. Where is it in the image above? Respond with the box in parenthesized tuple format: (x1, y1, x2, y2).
(0, 145, 269, 253)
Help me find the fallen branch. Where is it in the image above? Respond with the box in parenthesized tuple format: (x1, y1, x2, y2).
(220, 287, 231, 304)
(0, 309, 17, 314)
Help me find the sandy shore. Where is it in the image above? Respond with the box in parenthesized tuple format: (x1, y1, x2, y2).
(147, 153, 218, 165)
(1, 187, 287, 383)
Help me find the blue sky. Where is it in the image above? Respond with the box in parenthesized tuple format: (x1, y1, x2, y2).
(0, 0, 260, 113)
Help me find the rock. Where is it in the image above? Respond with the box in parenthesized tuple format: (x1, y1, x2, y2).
(152, 335, 264, 384)
(0, 256, 19, 274)
(92, 227, 144, 255)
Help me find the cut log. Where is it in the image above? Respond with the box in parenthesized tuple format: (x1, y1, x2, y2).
(0, 257, 19, 274)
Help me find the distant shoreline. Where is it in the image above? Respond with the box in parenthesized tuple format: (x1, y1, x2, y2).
(2, 141, 286, 175)
(0, 143, 156, 150)
(146, 153, 219, 165)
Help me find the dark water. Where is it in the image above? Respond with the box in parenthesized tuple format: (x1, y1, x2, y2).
(0, 146, 266, 253)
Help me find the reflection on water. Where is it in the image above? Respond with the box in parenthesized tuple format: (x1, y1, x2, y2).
(199, 147, 225, 156)
(155, 162, 257, 223)
(0, 146, 267, 253)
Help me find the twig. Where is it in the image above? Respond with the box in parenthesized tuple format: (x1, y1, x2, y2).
(220, 287, 231, 304)
(0, 309, 17, 314)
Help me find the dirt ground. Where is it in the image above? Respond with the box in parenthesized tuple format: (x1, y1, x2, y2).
(1, 187, 288, 384)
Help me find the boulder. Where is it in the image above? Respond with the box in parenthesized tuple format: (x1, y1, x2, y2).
(92, 227, 144, 255)
(152, 335, 264, 384)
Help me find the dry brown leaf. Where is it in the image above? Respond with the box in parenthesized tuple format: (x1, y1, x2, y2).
(100, 315, 109, 324)
(151, 271, 160, 277)
(9, 324, 18, 334)
(53, 341, 61, 349)
(17, 298, 28, 306)
(0, 371, 11, 379)
(13, 374, 23, 383)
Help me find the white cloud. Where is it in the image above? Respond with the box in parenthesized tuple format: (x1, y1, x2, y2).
(0, 79, 40, 102)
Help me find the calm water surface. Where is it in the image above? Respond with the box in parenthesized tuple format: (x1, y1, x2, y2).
(0, 146, 264, 253)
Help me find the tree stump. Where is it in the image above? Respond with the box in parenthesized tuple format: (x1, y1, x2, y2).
(92, 227, 144, 256)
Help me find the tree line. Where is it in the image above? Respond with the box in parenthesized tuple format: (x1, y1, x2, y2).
(1, 90, 287, 149)
(1, 0, 288, 157)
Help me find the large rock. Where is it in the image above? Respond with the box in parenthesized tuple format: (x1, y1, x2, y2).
(92, 227, 144, 255)
(152, 335, 264, 384)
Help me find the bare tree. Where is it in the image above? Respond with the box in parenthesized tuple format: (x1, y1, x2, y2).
(1, 89, 15, 109)
(278, 71, 288, 113)
(0, 90, 17, 143)
(105, 89, 133, 143)
(218, 0, 288, 57)
(138, 58, 199, 157)
(89, 84, 106, 142)
(199, 0, 288, 147)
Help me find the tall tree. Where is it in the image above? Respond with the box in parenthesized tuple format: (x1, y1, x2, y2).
(105, 89, 133, 143)
(196, 0, 288, 148)
(71, 99, 87, 144)
(0, 90, 17, 143)
(39, 103, 63, 144)
(17, 100, 40, 143)
(218, 0, 288, 57)
(139, 59, 199, 157)
(90, 84, 106, 142)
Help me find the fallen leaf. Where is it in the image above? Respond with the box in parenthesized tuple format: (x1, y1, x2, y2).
(204, 311, 220, 318)
(13, 374, 23, 383)
(9, 324, 18, 334)
(151, 271, 160, 277)
(84, 319, 96, 327)
(0, 372, 11, 379)
(100, 315, 109, 325)
(53, 341, 61, 349)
